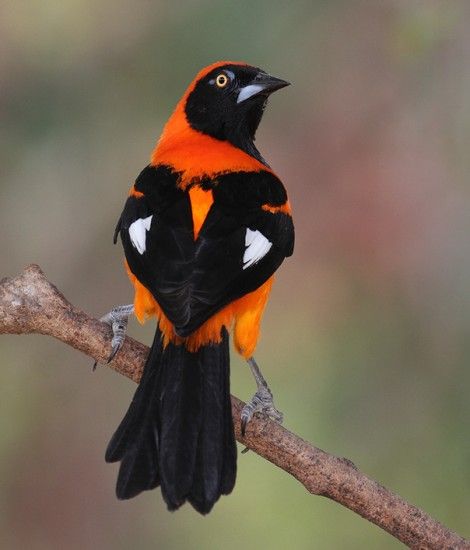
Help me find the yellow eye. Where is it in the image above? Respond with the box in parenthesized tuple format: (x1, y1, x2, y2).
(215, 73, 229, 88)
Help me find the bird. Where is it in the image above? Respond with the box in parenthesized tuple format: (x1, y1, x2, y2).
(99, 61, 294, 514)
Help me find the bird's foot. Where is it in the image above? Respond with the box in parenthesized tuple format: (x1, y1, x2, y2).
(240, 384, 283, 436)
(93, 304, 134, 370)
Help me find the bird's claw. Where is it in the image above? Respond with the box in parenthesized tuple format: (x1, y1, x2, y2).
(92, 325, 125, 371)
(106, 332, 125, 364)
(240, 385, 283, 436)
(92, 304, 133, 371)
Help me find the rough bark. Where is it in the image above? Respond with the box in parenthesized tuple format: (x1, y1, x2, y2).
(1, 264, 468, 549)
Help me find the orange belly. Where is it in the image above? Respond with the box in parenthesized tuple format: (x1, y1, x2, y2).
(126, 263, 272, 359)
(125, 183, 272, 358)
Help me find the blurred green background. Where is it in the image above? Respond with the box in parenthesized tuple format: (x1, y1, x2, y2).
(1, 1, 469, 548)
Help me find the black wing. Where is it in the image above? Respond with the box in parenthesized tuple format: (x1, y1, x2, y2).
(118, 165, 195, 329)
(118, 165, 294, 336)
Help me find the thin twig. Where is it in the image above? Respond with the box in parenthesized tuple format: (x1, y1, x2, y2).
(0, 264, 468, 549)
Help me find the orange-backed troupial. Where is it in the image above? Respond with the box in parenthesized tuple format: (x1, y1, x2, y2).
(98, 61, 294, 514)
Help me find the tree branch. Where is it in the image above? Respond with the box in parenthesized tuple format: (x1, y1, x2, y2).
(1, 264, 468, 549)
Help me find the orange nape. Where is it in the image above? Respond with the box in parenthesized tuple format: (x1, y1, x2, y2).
(125, 261, 273, 359)
(150, 62, 271, 188)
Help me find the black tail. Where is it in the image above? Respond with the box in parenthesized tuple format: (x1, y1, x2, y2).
(105, 327, 237, 514)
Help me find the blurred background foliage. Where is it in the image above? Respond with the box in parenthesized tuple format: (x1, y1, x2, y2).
(1, 1, 469, 548)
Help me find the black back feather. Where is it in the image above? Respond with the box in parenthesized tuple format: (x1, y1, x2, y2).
(119, 165, 294, 339)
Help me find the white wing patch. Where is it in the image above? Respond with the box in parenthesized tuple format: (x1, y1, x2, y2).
(243, 228, 272, 269)
(129, 215, 153, 254)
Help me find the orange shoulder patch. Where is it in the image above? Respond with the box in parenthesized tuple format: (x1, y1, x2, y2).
(129, 185, 144, 198)
(261, 201, 292, 215)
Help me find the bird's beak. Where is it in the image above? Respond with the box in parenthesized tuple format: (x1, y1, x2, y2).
(237, 73, 290, 104)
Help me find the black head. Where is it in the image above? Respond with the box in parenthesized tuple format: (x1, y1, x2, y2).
(184, 63, 289, 164)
